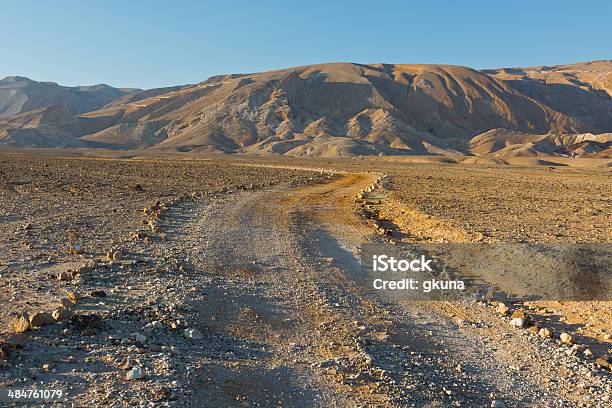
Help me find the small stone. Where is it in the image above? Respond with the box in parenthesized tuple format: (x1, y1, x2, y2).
(495, 303, 510, 316)
(29, 312, 55, 327)
(134, 333, 146, 343)
(117, 358, 132, 370)
(59, 297, 75, 308)
(90, 290, 107, 298)
(112, 251, 124, 261)
(539, 328, 553, 339)
(491, 400, 507, 408)
(511, 309, 528, 320)
(595, 356, 611, 371)
(583, 348, 593, 358)
(604, 333, 612, 341)
(69, 243, 84, 255)
(527, 325, 540, 334)
(125, 366, 145, 380)
(183, 328, 203, 340)
(67, 291, 80, 303)
(510, 318, 525, 328)
(12, 313, 31, 333)
(58, 271, 72, 281)
(0, 344, 8, 360)
(131, 231, 148, 240)
(560, 332, 574, 345)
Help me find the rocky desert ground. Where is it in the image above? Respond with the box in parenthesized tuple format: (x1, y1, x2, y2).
(0, 151, 610, 407)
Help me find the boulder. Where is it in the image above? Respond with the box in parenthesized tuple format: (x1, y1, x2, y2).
(527, 325, 540, 334)
(12, 314, 31, 333)
(29, 312, 55, 327)
(131, 231, 148, 240)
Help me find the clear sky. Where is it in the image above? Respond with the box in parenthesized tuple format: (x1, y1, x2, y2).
(2, 0, 610, 89)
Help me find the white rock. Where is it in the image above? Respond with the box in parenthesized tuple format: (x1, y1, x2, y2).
(491, 400, 507, 408)
(510, 317, 525, 328)
(538, 327, 552, 338)
(183, 328, 203, 340)
(560, 332, 574, 345)
(125, 366, 145, 380)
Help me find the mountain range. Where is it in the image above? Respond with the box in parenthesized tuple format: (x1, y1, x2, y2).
(1, 61, 610, 159)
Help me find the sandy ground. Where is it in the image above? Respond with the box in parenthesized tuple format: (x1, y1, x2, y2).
(0, 151, 610, 407)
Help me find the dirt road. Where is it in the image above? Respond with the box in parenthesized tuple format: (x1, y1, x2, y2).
(156, 172, 609, 407)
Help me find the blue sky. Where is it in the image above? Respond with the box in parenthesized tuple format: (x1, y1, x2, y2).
(1, 1, 610, 89)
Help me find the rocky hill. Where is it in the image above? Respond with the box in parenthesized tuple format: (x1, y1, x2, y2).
(0, 62, 610, 158)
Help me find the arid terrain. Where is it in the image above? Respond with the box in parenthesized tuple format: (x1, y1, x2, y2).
(1, 0, 610, 403)
(0, 151, 610, 407)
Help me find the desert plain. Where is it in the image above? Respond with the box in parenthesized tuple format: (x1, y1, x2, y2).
(0, 149, 609, 407)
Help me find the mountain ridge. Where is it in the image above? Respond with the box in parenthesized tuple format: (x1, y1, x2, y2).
(0, 76, 139, 119)
(1, 61, 610, 159)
